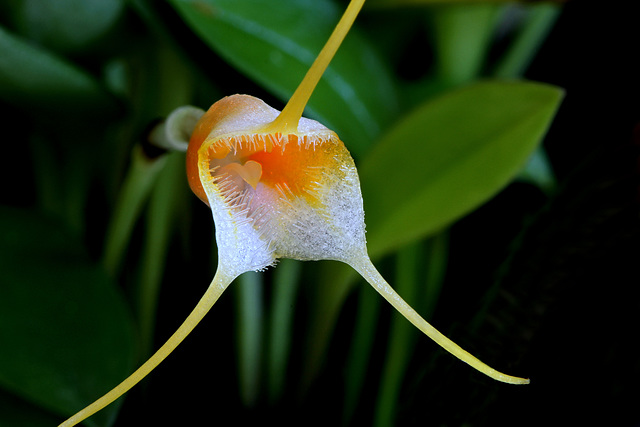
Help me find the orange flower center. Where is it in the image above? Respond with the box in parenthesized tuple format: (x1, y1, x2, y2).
(203, 133, 343, 209)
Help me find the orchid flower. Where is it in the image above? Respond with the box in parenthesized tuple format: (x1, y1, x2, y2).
(59, 0, 527, 425)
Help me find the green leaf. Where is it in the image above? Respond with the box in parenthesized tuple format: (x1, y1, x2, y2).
(359, 80, 563, 258)
(137, 151, 189, 358)
(431, 3, 504, 85)
(343, 279, 381, 424)
(0, 207, 136, 426)
(0, 26, 114, 114)
(0, 0, 125, 54)
(234, 271, 264, 407)
(302, 261, 357, 390)
(102, 146, 168, 276)
(167, 0, 398, 156)
(492, 3, 561, 79)
(267, 259, 301, 403)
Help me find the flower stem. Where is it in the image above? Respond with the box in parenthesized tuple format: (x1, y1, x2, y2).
(137, 152, 185, 358)
(492, 3, 560, 79)
(102, 145, 166, 276)
(267, 259, 301, 403)
(235, 271, 264, 407)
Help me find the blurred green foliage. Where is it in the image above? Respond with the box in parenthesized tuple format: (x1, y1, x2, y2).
(0, 0, 569, 426)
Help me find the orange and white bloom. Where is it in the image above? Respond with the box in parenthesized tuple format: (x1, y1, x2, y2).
(186, 94, 368, 277)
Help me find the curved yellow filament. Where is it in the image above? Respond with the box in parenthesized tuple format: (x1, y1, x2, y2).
(349, 255, 529, 385)
(58, 269, 236, 427)
(260, 0, 366, 135)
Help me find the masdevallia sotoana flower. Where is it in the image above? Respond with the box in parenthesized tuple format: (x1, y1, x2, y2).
(59, 0, 527, 425)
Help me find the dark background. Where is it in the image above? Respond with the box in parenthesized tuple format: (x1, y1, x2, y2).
(1, 1, 638, 426)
